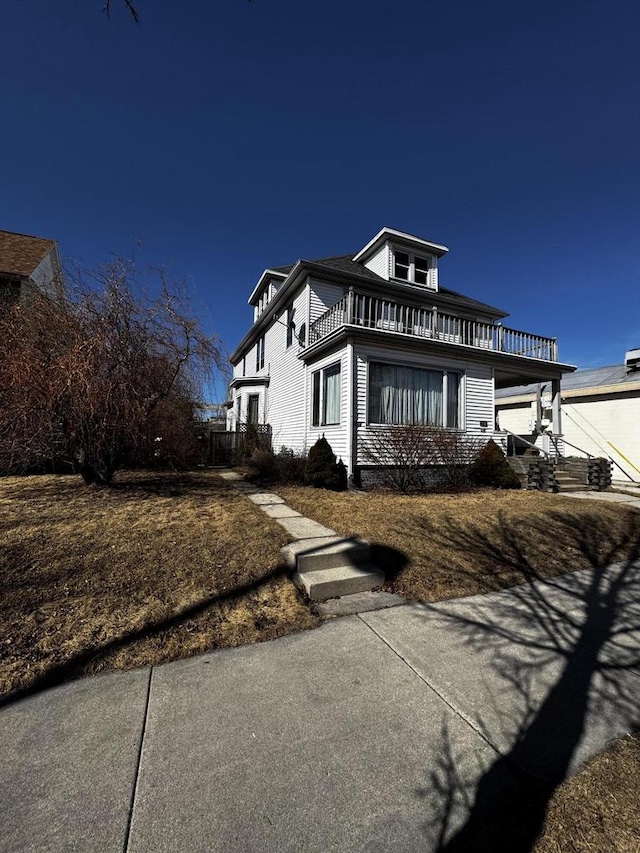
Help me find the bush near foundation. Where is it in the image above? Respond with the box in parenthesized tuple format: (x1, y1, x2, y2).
(469, 439, 520, 489)
(304, 437, 347, 491)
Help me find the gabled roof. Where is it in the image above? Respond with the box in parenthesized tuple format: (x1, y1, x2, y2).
(0, 230, 56, 278)
(495, 363, 640, 399)
(352, 227, 449, 263)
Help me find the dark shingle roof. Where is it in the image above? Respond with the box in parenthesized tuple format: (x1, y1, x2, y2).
(268, 254, 505, 317)
(496, 364, 640, 398)
(0, 230, 56, 278)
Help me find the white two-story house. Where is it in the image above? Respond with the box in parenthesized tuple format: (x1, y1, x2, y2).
(227, 227, 574, 482)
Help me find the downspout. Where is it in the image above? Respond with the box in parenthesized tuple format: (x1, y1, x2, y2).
(346, 338, 354, 480)
(350, 338, 360, 487)
(303, 279, 311, 452)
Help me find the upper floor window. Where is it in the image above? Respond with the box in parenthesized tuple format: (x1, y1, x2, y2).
(256, 336, 265, 371)
(393, 250, 432, 286)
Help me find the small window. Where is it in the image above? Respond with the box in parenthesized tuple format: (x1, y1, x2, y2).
(256, 336, 265, 371)
(393, 249, 433, 286)
(312, 362, 341, 426)
(298, 322, 306, 347)
(286, 305, 294, 348)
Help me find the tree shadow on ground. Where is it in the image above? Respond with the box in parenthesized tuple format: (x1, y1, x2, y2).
(0, 563, 290, 712)
(414, 509, 640, 852)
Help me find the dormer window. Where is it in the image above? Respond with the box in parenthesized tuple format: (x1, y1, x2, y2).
(393, 249, 433, 286)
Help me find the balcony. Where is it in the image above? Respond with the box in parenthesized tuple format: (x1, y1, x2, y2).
(308, 291, 559, 362)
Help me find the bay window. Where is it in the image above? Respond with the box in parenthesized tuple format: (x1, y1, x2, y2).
(368, 362, 461, 428)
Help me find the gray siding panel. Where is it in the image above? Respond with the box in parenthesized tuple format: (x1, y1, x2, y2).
(363, 244, 389, 279)
(306, 348, 349, 462)
(265, 287, 309, 452)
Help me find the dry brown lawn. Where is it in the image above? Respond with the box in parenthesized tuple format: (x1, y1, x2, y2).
(534, 731, 640, 853)
(0, 471, 317, 701)
(277, 486, 640, 600)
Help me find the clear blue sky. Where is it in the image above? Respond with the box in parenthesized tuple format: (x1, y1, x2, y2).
(3, 0, 640, 400)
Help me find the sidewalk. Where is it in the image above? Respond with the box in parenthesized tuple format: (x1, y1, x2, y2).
(2, 561, 639, 852)
(558, 488, 640, 510)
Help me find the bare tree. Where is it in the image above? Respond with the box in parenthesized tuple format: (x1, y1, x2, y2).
(0, 257, 223, 485)
(362, 425, 482, 493)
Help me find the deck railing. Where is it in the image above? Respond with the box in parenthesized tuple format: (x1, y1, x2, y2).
(308, 291, 558, 362)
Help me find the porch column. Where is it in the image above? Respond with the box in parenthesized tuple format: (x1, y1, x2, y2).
(551, 378, 562, 437)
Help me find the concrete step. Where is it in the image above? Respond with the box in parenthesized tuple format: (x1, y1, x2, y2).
(281, 536, 371, 574)
(556, 483, 591, 492)
(293, 564, 385, 601)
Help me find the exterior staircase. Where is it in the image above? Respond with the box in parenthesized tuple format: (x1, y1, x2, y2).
(282, 537, 385, 601)
(553, 471, 590, 492)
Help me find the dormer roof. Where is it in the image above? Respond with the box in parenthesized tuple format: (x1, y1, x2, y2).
(248, 268, 288, 306)
(352, 227, 449, 263)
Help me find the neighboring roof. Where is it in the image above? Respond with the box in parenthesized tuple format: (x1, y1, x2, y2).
(0, 230, 56, 278)
(496, 363, 640, 399)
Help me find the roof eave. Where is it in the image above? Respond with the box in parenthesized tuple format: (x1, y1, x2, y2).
(353, 227, 449, 263)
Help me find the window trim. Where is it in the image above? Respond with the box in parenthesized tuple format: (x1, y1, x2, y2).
(311, 361, 342, 427)
(366, 360, 463, 429)
(392, 248, 434, 287)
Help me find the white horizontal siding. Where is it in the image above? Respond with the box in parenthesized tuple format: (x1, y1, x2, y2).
(264, 287, 309, 453)
(309, 279, 345, 324)
(363, 243, 389, 279)
(464, 366, 494, 439)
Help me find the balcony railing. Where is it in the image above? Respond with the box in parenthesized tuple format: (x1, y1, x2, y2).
(308, 291, 558, 362)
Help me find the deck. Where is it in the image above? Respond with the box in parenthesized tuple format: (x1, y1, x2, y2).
(308, 291, 559, 362)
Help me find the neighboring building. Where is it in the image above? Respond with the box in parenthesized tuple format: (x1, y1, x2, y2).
(496, 350, 640, 483)
(0, 229, 62, 303)
(227, 227, 574, 482)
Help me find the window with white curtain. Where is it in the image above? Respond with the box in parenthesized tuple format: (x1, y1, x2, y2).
(368, 362, 461, 428)
(312, 362, 341, 426)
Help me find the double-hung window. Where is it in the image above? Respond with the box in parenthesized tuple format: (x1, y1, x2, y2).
(312, 362, 341, 426)
(393, 250, 433, 287)
(368, 362, 461, 428)
(256, 336, 265, 371)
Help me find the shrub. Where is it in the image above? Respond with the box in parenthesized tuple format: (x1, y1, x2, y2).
(469, 440, 520, 489)
(304, 437, 346, 490)
(362, 425, 482, 493)
(276, 447, 307, 485)
(243, 446, 307, 485)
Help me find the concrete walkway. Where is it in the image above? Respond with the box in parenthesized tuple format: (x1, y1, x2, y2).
(558, 487, 640, 510)
(2, 561, 639, 852)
